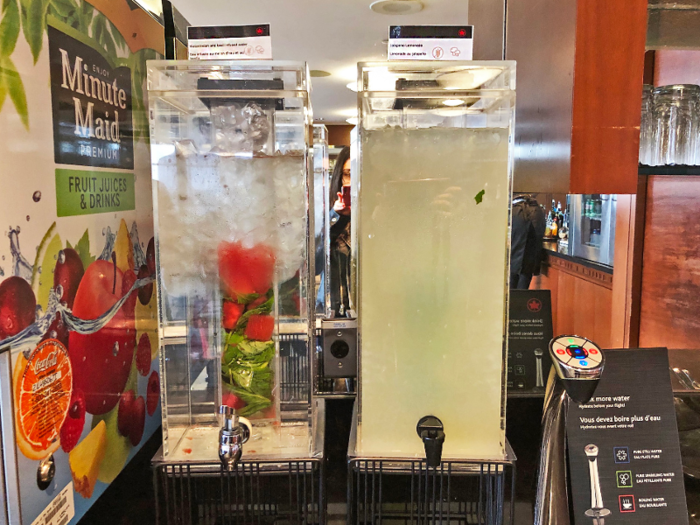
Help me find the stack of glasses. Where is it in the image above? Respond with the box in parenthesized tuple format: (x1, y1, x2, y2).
(640, 84, 700, 166)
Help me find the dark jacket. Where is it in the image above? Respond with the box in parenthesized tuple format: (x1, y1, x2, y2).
(510, 197, 546, 276)
(329, 210, 351, 316)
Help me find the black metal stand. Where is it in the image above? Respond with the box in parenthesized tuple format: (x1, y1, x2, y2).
(154, 458, 325, 525)
(347, 445, 516, 525)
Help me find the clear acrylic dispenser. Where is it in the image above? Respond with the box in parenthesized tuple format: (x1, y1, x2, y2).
(353, 62, 516, 462)
(147, 61, 321, 465)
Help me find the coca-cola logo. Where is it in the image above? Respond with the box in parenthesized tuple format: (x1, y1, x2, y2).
(527, 298, 543, 312)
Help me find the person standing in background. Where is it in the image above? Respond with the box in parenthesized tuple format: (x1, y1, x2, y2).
(327, 146, 352, 317)
(510, 194, 546, 289)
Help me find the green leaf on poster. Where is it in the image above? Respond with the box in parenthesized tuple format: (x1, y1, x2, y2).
(48, 0, 78, 20)
(474, 189, 486, 205)
(1, 55, 28, 128)
(0, 0, 20, 57)
(72, 229, 95, 271)
(23, 0, 50, 63)
(0, 67, 7, 112)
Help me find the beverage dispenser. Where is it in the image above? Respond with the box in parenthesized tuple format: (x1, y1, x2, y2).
(147, 61, 319, 464)
(353, 62, 516, 463)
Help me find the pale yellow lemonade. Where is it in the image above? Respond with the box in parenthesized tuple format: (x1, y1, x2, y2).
(357, 126, 510, 460)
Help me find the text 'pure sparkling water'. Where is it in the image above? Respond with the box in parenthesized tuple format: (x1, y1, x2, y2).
(358, 127, 510, 460)
(155, 150, 307, 299)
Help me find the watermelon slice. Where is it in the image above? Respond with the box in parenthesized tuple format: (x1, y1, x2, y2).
(218, 242, 276, 300)
(222, 301, 245, 331)
(245, 315, 275, 341)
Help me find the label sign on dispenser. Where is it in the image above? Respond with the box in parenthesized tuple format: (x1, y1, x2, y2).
(567, 349, 688, 524)
(388, 25, 473, 61)
(507, 290, 553, 393)
(188, 25, 272, 60)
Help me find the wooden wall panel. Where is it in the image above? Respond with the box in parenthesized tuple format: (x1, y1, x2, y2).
(639, 176, 700, 348)
(531, 257, 613, 348)
(569, 0, 647, 195)
(611, 194, 636, 348)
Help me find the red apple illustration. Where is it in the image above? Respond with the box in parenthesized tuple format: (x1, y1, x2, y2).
(0, 276, 36, 340)
(68, 259, 135, 415)
(53, 248, 84, 309)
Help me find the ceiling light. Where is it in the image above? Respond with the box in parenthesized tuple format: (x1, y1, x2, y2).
(370, 0, 423, 15)
(443, 99, 465, 106)
(346, 117, 359, 125)
(310, 70, 331, 78)
(346, 82, 359, 92)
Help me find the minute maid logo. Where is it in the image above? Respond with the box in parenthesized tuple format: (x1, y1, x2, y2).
(48, 25, 134, 170)
(60, 49, 127, 145)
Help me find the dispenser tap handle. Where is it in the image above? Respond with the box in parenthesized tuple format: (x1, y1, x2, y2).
(417, 416, 445, 468)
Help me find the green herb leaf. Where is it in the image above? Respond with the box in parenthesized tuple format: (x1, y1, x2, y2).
(72, 228, 95, 270)
(0, 0, 20, 57)
(238, 339, 273, 358)
(474, 189, 486, 204)
(234, 296, 274, 333)
(0, 55, 27, 128)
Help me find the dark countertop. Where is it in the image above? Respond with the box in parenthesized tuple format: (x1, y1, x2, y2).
(542, 240, 614, 275)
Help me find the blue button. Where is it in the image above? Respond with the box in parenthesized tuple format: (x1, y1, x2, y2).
(580, 361, 588, 366)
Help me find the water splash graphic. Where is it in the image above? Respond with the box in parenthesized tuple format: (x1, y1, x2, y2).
(9, 226, 33, 281)
(0, 276, 155, 354)
(98, 226, 116, 261)
(130, 221, 146, 269)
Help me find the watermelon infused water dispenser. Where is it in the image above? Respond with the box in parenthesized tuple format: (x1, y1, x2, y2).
(353, 62, 516, 464)
(147, 61, 320, 466)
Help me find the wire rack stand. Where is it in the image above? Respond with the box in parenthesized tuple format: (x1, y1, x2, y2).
(154, 457, 325, 525)
(347, 426, 516, 525)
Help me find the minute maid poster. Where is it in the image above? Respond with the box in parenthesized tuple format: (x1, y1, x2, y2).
(0, 1, 164, 524)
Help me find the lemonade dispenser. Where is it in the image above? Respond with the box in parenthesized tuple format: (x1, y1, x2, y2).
(147, 61, 319, 464)
(354, 62, 516, 463)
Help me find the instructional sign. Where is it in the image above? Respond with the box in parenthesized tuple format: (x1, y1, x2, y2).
(567, 348, 688, 524)
(507, 290, 553, 393)
(388, 25, 473, 61)
(188, 25, 272, 60)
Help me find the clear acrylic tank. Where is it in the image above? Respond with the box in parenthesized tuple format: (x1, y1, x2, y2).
(313, 124, 330, 319)
(354, 61, 515, 461)
(147, 61, 320, 462)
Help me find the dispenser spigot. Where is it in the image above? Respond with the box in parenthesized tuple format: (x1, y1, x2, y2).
(219, 405, 251, 470)
(417, 416, 445, 468)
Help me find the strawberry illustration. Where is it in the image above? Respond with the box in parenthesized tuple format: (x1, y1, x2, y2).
(146, 371, 159, 416)
(60, 389, 86, 453)
(222, 301, 245, 331)
(244, 315, 274, 341)
(136, 333, 151, 376)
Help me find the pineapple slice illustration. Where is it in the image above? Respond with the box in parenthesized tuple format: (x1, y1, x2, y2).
(69, 421, 107, 498)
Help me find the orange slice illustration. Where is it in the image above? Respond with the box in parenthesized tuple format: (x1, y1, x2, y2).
(14, 339, 73, 459)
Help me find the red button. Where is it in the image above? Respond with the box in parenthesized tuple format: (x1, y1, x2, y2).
(589, 349, 598, 354)
(556, 349, 565, 355)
